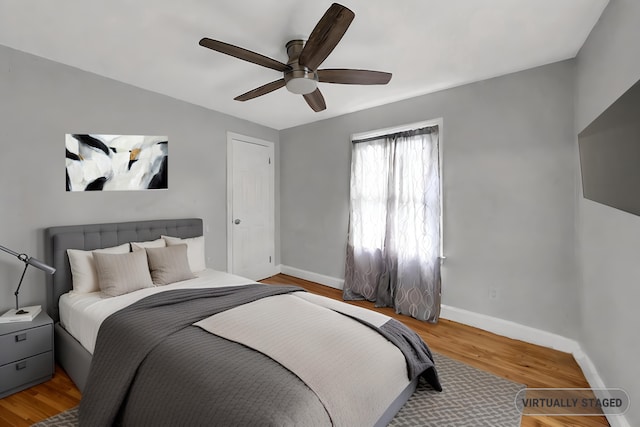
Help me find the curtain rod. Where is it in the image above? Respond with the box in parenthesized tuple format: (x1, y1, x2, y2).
(352, 124, 438, 144)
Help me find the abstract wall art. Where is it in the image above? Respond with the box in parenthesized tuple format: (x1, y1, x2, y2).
(65, 134, 168, 191)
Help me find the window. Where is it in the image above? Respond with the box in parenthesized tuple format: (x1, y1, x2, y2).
(344, 120, 442, 321)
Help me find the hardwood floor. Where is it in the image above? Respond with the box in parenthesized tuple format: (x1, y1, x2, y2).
(0, 274, 608, 427)
(0, 365, 80, 427)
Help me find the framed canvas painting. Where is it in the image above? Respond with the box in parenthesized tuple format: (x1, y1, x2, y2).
(66, 134, 168, 191)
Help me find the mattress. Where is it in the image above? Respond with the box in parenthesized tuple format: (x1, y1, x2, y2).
(59, 268, 259, 354)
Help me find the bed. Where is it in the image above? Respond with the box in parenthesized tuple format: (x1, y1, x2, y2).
(45, 218, 440, 426)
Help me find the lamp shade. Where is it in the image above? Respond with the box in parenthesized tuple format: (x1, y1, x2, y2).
(26, 256, 56, 275)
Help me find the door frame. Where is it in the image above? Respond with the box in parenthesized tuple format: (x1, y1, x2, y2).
(226, 131, 276, 276)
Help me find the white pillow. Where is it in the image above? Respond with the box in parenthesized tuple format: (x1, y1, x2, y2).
(67, 243, 131, 293)
(93, 250, 154, 297)
(162, 235, 206, 273)
(131, 238, 166, 252)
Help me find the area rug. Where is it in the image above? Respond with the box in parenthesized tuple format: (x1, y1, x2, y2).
(32, 353, 524, 427)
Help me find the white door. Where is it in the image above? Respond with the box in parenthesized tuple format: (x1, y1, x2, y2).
(227, 133, 275, 280)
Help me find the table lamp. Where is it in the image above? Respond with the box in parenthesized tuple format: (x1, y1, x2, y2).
(1, 244, 56, 318)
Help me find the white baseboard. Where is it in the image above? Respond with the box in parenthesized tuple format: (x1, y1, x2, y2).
(276, 265, 630, 427)
(572, 350, 631, 427)
(278, 265, 344, 290)
(439, 304, 581, 354)
(439, 305, 630, 427)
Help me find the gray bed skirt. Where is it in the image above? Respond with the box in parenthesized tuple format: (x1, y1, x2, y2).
(54, 323, 92, 392)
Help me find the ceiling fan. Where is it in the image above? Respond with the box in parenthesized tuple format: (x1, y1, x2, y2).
(199, 3, 392, 112)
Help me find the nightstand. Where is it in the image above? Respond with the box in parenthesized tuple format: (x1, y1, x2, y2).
(0, 310, 54, 398)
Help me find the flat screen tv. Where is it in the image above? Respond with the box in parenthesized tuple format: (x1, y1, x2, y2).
(578, 79, 640, 216)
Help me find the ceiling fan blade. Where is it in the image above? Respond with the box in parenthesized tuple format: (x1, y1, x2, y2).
(234, 79, 286, 101)
(298, 3, 355, 71)
(303, 88, 326, 112)
(318, 69, 392, 85)
(199, 38, 291, 72)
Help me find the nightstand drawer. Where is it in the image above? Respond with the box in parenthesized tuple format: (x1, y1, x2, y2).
(0, 324, 52, 366)
(0, 351, 53, 395)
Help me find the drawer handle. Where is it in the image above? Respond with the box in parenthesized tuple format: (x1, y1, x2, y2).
(15, 333, 27, 342)
(16, 361, 27, 371)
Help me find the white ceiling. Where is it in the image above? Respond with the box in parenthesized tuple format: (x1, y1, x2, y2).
(0, 0, 608, 130)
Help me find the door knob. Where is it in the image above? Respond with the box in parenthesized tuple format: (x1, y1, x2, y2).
(234, 219, 241, 225)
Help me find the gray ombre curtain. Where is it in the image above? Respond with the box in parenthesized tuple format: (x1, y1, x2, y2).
(344, 126, 441, 322)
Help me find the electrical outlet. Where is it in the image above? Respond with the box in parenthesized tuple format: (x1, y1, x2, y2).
(489, 287, 498, 299)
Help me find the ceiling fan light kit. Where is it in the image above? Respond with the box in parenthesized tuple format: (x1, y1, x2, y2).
(199, 3, 392, 112)
(284, 39, 318, 95)
(285, 76, 318, 95)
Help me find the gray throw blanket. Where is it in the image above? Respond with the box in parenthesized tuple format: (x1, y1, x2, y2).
(379, 318, 441, 391)
(79, 284, 440, 426)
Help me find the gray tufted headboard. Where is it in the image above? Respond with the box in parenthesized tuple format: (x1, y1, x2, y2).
(44, 218, 203, 322)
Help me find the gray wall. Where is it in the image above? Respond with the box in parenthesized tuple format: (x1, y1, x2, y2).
(0, 44, 279, 311)
(575, 0, 640, 425)
(281, 60, 580, 338)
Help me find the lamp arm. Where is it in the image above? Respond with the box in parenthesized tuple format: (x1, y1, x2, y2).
(14, 262, 30, 311)
(0, 244, 21, 258)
